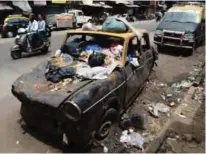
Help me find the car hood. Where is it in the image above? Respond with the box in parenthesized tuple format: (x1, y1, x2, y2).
(157, 21, 198, 33)
(11, 61, 93, 108)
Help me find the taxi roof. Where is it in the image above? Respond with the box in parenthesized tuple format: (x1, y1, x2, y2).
(168, 5, 203, 13)
(66, 27, 148, 39)
(66, 29, 134, 39)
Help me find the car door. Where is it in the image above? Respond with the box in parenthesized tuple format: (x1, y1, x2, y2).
(195, 11, 205, 44)
(139, 33, 154, 82)
(76, 11, 83, 24)
(20, 18, 29, 28)
(200, 11, 205, 42)
(123, 36, 143, 108)
(7, 18, 19, 32)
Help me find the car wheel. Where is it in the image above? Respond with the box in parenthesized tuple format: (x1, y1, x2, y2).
(7, 31, 14, 38)
(1, 33, 6, 38)
(95, 108, 119, 140)
(187, 47, 195, 56)
(42, 46, 49, 54)
(11, 50, 22, 59)
(157, 44, 163, 53)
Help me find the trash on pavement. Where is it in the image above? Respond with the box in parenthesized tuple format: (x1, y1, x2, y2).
(103, 145, 108, 153)
(180, 80, 193, 88)
(102, 17, 127, 33)
(120, 130, 144, 150)
(127, 56, 140, 67)
(63, 133, 69, 145)
(144, 134, 155, 144)
(16, 140, 19, 145)
(148, 104, 159, 118)
(155, 103, 170, 113)
(120, 113, 146, 130)
(169, 101, 176, 107)
(177, 113, 186, 118)
(172, 80, 193, 89)
(82, 22, 97, 31)
(55, 49, 62, 57)
(166, 94, 173, 98)
(148, 102, 170, 118)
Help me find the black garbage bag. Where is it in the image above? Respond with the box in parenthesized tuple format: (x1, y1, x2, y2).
(88, 51, 105, 67)
(45, 63, 76, 83)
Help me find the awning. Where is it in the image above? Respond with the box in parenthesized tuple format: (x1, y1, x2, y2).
(80, 2, 112, 8)
(82, 0, 93, 5)
(0, 3, 13, 11)
(33, 0, 47, 6)
(12, 0, 32, 13)
(125, 4, 139, 8)
(51, 0, 67, 4)
(113, 0, 134, 5)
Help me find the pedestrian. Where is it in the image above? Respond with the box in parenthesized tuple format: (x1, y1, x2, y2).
(72, 12, 77, 29)
(37, 14, 46, 42)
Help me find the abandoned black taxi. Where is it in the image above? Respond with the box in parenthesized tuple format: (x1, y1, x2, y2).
(12, 29, 158, 147)
(154, 5, 205, 54)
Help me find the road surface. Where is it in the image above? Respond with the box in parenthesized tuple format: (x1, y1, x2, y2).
(0, 20, 204, 152)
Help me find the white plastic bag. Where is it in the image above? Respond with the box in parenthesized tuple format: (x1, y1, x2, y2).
(120, 130, 144, 150)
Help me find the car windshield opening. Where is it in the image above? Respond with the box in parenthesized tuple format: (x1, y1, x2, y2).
(54, 33, 125, 80)
(62, 33, 125, 65)
(163, 11, 199, 23)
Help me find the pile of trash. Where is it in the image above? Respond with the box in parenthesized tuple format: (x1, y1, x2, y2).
(172, 62, 205, 89)
(46, 42, 125, 83)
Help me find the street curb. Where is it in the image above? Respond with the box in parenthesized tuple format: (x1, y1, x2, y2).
(143, 85, 198, 153)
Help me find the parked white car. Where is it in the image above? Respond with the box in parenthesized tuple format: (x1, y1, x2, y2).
(68, 10, 92, 26)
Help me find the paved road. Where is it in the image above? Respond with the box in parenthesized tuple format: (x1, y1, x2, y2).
(0, 20, 204, 152)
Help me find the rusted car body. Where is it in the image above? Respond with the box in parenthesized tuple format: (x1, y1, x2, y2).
(154, 5, 205, 54)
(12, 29, 158, 147)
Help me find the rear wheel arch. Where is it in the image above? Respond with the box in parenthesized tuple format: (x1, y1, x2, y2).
(106, 96, 121, 112)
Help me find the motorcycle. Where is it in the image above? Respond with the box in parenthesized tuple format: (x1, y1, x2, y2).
(155, 12, 162, 22)
(10, 24, 52, 59)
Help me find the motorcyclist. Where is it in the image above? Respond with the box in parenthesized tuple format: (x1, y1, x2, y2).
(26, 13, 38, 32)
(26, 13, 38, 50)
(156, 11, 162, 21)
(37, 14, 46, 42)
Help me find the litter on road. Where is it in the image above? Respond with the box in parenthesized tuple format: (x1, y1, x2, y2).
(120, 130, 144, 150)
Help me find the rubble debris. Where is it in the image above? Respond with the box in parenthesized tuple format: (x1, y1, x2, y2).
(16, 141, 19, 145)
(120, 130, 144, 150)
